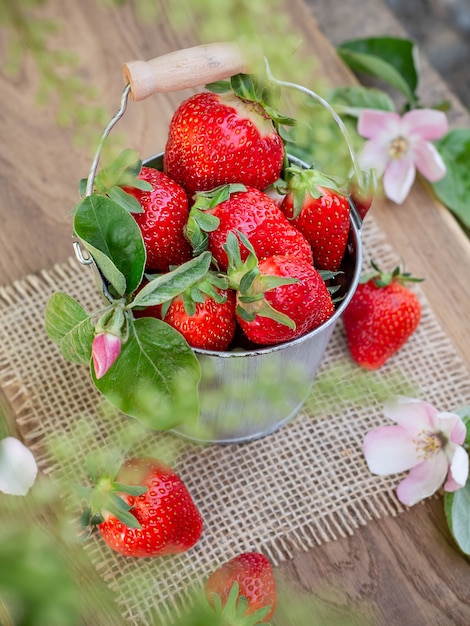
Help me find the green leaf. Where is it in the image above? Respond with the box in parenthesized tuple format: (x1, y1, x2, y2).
(205, 79, 231, 93)
(103, 493, 141, 529)
(231, 73, 262, 103)
(108, 186, 144, 214)
(328, 85, 396, 116)
(92, 318, 200, 430)
(337, 37, 419, 103)
(112, 482, 147, 496)
(193, 210, 220, 232)
(74, 194, 146, 296)
(130, 252, 212, 308)
(44, 292, 94, 365)
(444, 482, 470, 556)
(95, 148, 143, 191)
(431, 129, 470, 229)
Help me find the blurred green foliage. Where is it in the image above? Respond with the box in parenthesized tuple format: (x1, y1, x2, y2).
(0, 0, 349, 171)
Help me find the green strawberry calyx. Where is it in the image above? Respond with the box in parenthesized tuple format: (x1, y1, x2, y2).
(224, 231, 298, 330)
(160, 269, 230, 319)
(75, 148, 153, 216)
(186, 184, 247, 255)
(361, 260, 424, 287)
(207, 582, 273, 626)
(280, 164, 345, 218)
(206, 72, 296, 144)
(77, 449, 147, 538)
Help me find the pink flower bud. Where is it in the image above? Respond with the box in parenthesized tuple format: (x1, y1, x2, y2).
(92, 333, 121, 379)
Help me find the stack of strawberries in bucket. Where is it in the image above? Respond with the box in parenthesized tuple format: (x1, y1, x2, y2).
(122, 74, 361, 353)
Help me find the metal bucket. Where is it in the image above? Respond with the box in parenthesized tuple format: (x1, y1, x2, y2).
(144, 154, 363, 445)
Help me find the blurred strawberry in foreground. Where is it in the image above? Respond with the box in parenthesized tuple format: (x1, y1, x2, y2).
(83, 457, 203, 558)
(342, 261, 423, 370)
(164, 74, 293, 195)
(205, 552, 277, 624)
(187, 184, 313, 272)
(124, 166, 193, 272)
(279, 165, 350, 271)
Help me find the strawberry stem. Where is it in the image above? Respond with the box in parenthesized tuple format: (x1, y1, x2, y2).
(361, 260, 424, 286)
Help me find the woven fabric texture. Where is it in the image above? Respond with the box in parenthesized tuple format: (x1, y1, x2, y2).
(1, 217, 469, 625)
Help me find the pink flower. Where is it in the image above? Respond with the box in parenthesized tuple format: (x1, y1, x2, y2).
(357, 109, 448, 204)
(363, 396, 469, 506)
(92, 332, 121, 379)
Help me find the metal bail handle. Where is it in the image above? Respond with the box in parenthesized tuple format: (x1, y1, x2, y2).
(122, 41, 251, 101)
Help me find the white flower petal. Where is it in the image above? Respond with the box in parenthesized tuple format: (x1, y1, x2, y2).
(396, 453, 448, 506)
(0, 437, 38, 496)
(435, 411, 466, 444)
(358, 109, 402, 140)
(444, 444, 469, 491)
(403, 109, 448, 141)
(412, 141, 447, 182)
(383, 397, 436, 436)
(383, 158, 416, 204)
(358, 140, 389, 177)
(363, 425, 420, 475)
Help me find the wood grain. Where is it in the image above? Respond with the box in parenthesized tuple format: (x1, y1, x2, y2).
(1, 0, 469, 624)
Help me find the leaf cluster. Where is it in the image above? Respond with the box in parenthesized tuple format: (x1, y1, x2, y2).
(332, 36, 470, 229)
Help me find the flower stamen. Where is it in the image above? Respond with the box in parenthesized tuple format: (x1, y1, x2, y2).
(388, 136, 409, 159)
(414, 429, 447, 461)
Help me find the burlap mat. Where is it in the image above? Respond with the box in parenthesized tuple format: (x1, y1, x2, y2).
(1, 217, 469, 625)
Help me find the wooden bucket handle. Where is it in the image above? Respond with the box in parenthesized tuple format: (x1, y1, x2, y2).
(122, 42, 251, 101)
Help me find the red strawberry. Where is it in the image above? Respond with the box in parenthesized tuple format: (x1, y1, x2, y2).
(187, 184, 313, 272)
(163, 89, 285, 195)
(225, 232, 334, 346)
(124, 166, 193, 272)
(162, 272, 237, 351)
(205, 552, 277, 623)
(280, 165, 350, 271)
(86, 457, 203, 558)
(342, 262, 422, 370)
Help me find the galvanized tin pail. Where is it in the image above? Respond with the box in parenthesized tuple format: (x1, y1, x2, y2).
(144, 154, 363, 445)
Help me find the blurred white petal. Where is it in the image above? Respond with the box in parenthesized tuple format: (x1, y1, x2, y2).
(403, 109, 448, 140)
(445, 444, 469, 491)
(358, 109, 401, 139)
(383, 158, 416, 204)
(0, 437, 38, 496)
(363, 425, 420, 474)
(412, 141, 447, 182)
(397, 455, 448, 506)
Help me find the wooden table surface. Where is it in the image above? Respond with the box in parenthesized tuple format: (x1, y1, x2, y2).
(1, 0, 470, 624)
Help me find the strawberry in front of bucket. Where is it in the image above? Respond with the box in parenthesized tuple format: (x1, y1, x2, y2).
(205, 552, 277, 623)
(342, 262, 423, 370)
(81, 456, 203, 558)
